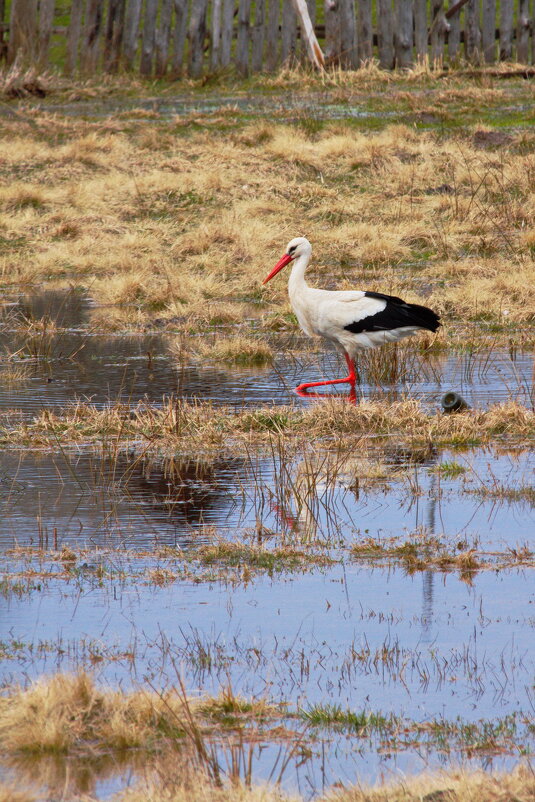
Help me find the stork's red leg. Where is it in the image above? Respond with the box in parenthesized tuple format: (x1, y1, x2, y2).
(295, 352, 358, 395)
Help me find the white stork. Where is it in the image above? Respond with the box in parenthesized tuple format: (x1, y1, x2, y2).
(262, 237, 440, 395)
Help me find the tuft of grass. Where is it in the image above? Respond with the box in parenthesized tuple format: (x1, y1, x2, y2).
(197, 336, 274, 367)
(300, 704, 388, 733)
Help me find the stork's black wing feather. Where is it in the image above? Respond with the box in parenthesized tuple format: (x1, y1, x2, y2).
(344, 291, 440, 334)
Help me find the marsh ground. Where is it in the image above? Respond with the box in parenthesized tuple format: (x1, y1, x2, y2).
(0, 67, 533, 800)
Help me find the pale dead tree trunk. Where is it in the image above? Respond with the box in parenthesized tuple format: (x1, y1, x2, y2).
(481, 0, 496, 62)
(211, 0, 223, 69)
(395, 0, 413, 67)
(377, 0, 394, 68)
(357, 0, 371, 64)
(414, 0, 428, 62)
(123, 0, 143, 70)
(499, 0, 514, 59)
(516, 0, 530, 62)
(290, 0, 324, 68)
(66, 0, 84, 72)
(465, 0, 482, 63)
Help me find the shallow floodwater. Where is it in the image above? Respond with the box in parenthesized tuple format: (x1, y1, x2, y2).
(0, 289, 533, 798)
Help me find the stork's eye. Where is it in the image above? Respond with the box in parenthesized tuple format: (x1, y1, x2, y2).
(288, 245, 297, 255)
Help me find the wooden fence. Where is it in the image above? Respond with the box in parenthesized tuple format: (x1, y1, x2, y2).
(3, 0, 535, 78)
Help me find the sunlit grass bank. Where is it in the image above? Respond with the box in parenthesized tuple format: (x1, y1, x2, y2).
(0, 71, 534, 338)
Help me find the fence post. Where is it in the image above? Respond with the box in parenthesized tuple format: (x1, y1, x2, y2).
(38, 0, 55, 67)
(155, 0, 174, 74)
(251, 0, 265, 71)
(465, 0, 482, 62)
(66, 0, 84, 72)
(499, 0, 514, 59)
(265, 0, 280, 70)
(281, 0, 297, 64)
(171, 0, 189, 74)
(430, 0, 448, 65)
(516, 0, 530, 62)
(323, 0, 341, 64)
(414, 0, 427, 61)
(8, 0, 38, 63)
(188, 0, 208, 76)
(82, 0, 104, 71)
(357, 0, 371, 64)
(377, 0, 394, 68)
(236, 0, 251, 74)
(481, 0, 496, 61)
(447, 0, 461, 61)
(395, 0, 413, 67)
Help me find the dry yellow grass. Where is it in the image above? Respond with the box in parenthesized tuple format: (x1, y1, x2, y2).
(1, 92, 534, 334)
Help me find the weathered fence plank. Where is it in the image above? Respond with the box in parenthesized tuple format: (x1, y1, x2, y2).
(123, 0, 142, 69)
(499, 0, 514, 60)
(220, 0, 234, 67)
(82, 0, 104, 72)
(414, 0, 427, 61)
(105, 0, 125, 72)
(236, 0, 251, 75)
(357, 0, 371, 64)
(251, 0, 265, 70)
(5, 0, 535, 78)
(516, 0, 530, 62)
(377, 0, 394, 68)
(188, 0, 209, 77)
(65, 0, 84, 72)
(465, 0, 482, 62)
(324, 0, 341, 63)
(394, 0, 413, 67)
(430, 0, 448, 65)
(447, 0, 462, 61)
(281, 0, 297, 64)
(140, 0, 158, 74)
(38, 0, 55, 66)
(8, 0, 38, 62)
(481, 0, 496, 62)
(155, 0, 174, 74)
(265, 0, 279, 70)
(171, 0, 189, 74)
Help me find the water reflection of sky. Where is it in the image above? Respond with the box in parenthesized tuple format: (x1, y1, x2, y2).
(0, 559, 533, 792)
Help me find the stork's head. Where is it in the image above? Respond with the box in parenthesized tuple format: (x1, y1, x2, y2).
(262, 237, 312, 285)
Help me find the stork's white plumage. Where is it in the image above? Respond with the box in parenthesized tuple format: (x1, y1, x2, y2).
(262, 237, 440, 395)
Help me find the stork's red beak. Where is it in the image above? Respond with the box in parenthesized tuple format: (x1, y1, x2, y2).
(262, 253, 293, 285)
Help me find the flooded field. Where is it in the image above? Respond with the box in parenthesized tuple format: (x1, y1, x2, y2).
(0, 74, 534, 801)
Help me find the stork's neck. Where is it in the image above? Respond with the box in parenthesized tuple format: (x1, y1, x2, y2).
(288, 252, 311, 299)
